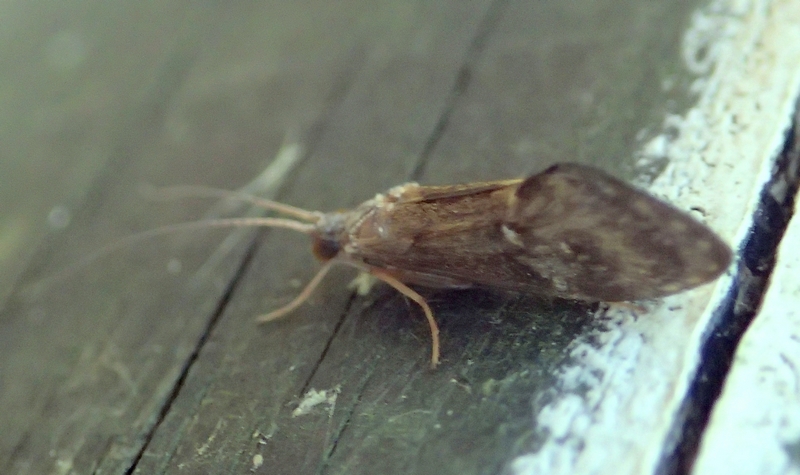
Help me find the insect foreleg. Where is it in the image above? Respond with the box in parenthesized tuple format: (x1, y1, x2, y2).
(368, 268, 441, 369)
(256, 260, 336, 322)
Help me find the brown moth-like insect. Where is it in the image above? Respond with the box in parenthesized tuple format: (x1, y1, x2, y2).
(43, 163, 732, 368)
(166, 162, 729, 368)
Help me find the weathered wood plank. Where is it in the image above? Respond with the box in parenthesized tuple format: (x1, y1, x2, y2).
(133, 2, 509, 474)
(130, 1, 754, 475)
(1, 1, 377, 473)
(2, 0, 798, 474)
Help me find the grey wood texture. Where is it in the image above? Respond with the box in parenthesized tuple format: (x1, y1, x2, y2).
(2, 1, 775, 475)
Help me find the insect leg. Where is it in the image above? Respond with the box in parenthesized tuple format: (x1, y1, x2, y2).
(256, 260, 335, 322)
(256, 259, 441, 369)
(367, 269, 441, 369)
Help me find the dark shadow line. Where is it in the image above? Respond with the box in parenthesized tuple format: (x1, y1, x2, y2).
(7, 48, 199, 306)
(410, 0, 510, 181)
(655, 103, 800, 475)
(297, 0, 512, 399)
(317, 364, 379, 475)
(122, 41, 366, 475)
(123, 239, 261, 475)
(295, 43, 368, 169)
(298, 292, 359, 397)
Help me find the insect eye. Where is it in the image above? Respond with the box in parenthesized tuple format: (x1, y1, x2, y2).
(312, 238, 340, 261)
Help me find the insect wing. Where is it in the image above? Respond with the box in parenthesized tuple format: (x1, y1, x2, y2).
(503, 163, 732, 300)
(347, 179, 525, 287)
(350, 164, 731, 302)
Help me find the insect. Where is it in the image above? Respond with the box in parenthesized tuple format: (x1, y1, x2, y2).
(40, 163, 733, 368)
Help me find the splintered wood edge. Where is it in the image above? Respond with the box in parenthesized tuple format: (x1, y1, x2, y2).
(510, 2, 800, 475)
(692, 156, 800, 475)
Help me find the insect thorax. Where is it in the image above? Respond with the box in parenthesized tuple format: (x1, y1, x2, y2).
(310, 194, 390, 263)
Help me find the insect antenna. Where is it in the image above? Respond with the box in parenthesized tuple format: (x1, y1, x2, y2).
(23, 216, 317, 298)
(140, 184, 323, 222)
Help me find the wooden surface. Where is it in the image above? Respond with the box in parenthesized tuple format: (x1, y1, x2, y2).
(1, 1, 799, 474)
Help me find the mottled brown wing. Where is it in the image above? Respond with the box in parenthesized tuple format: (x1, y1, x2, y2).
(351, 163, 732, 302)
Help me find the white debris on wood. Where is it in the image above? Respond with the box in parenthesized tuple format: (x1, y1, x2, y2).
(251, 453, 264, 471)
(292, 386, 341, 418)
